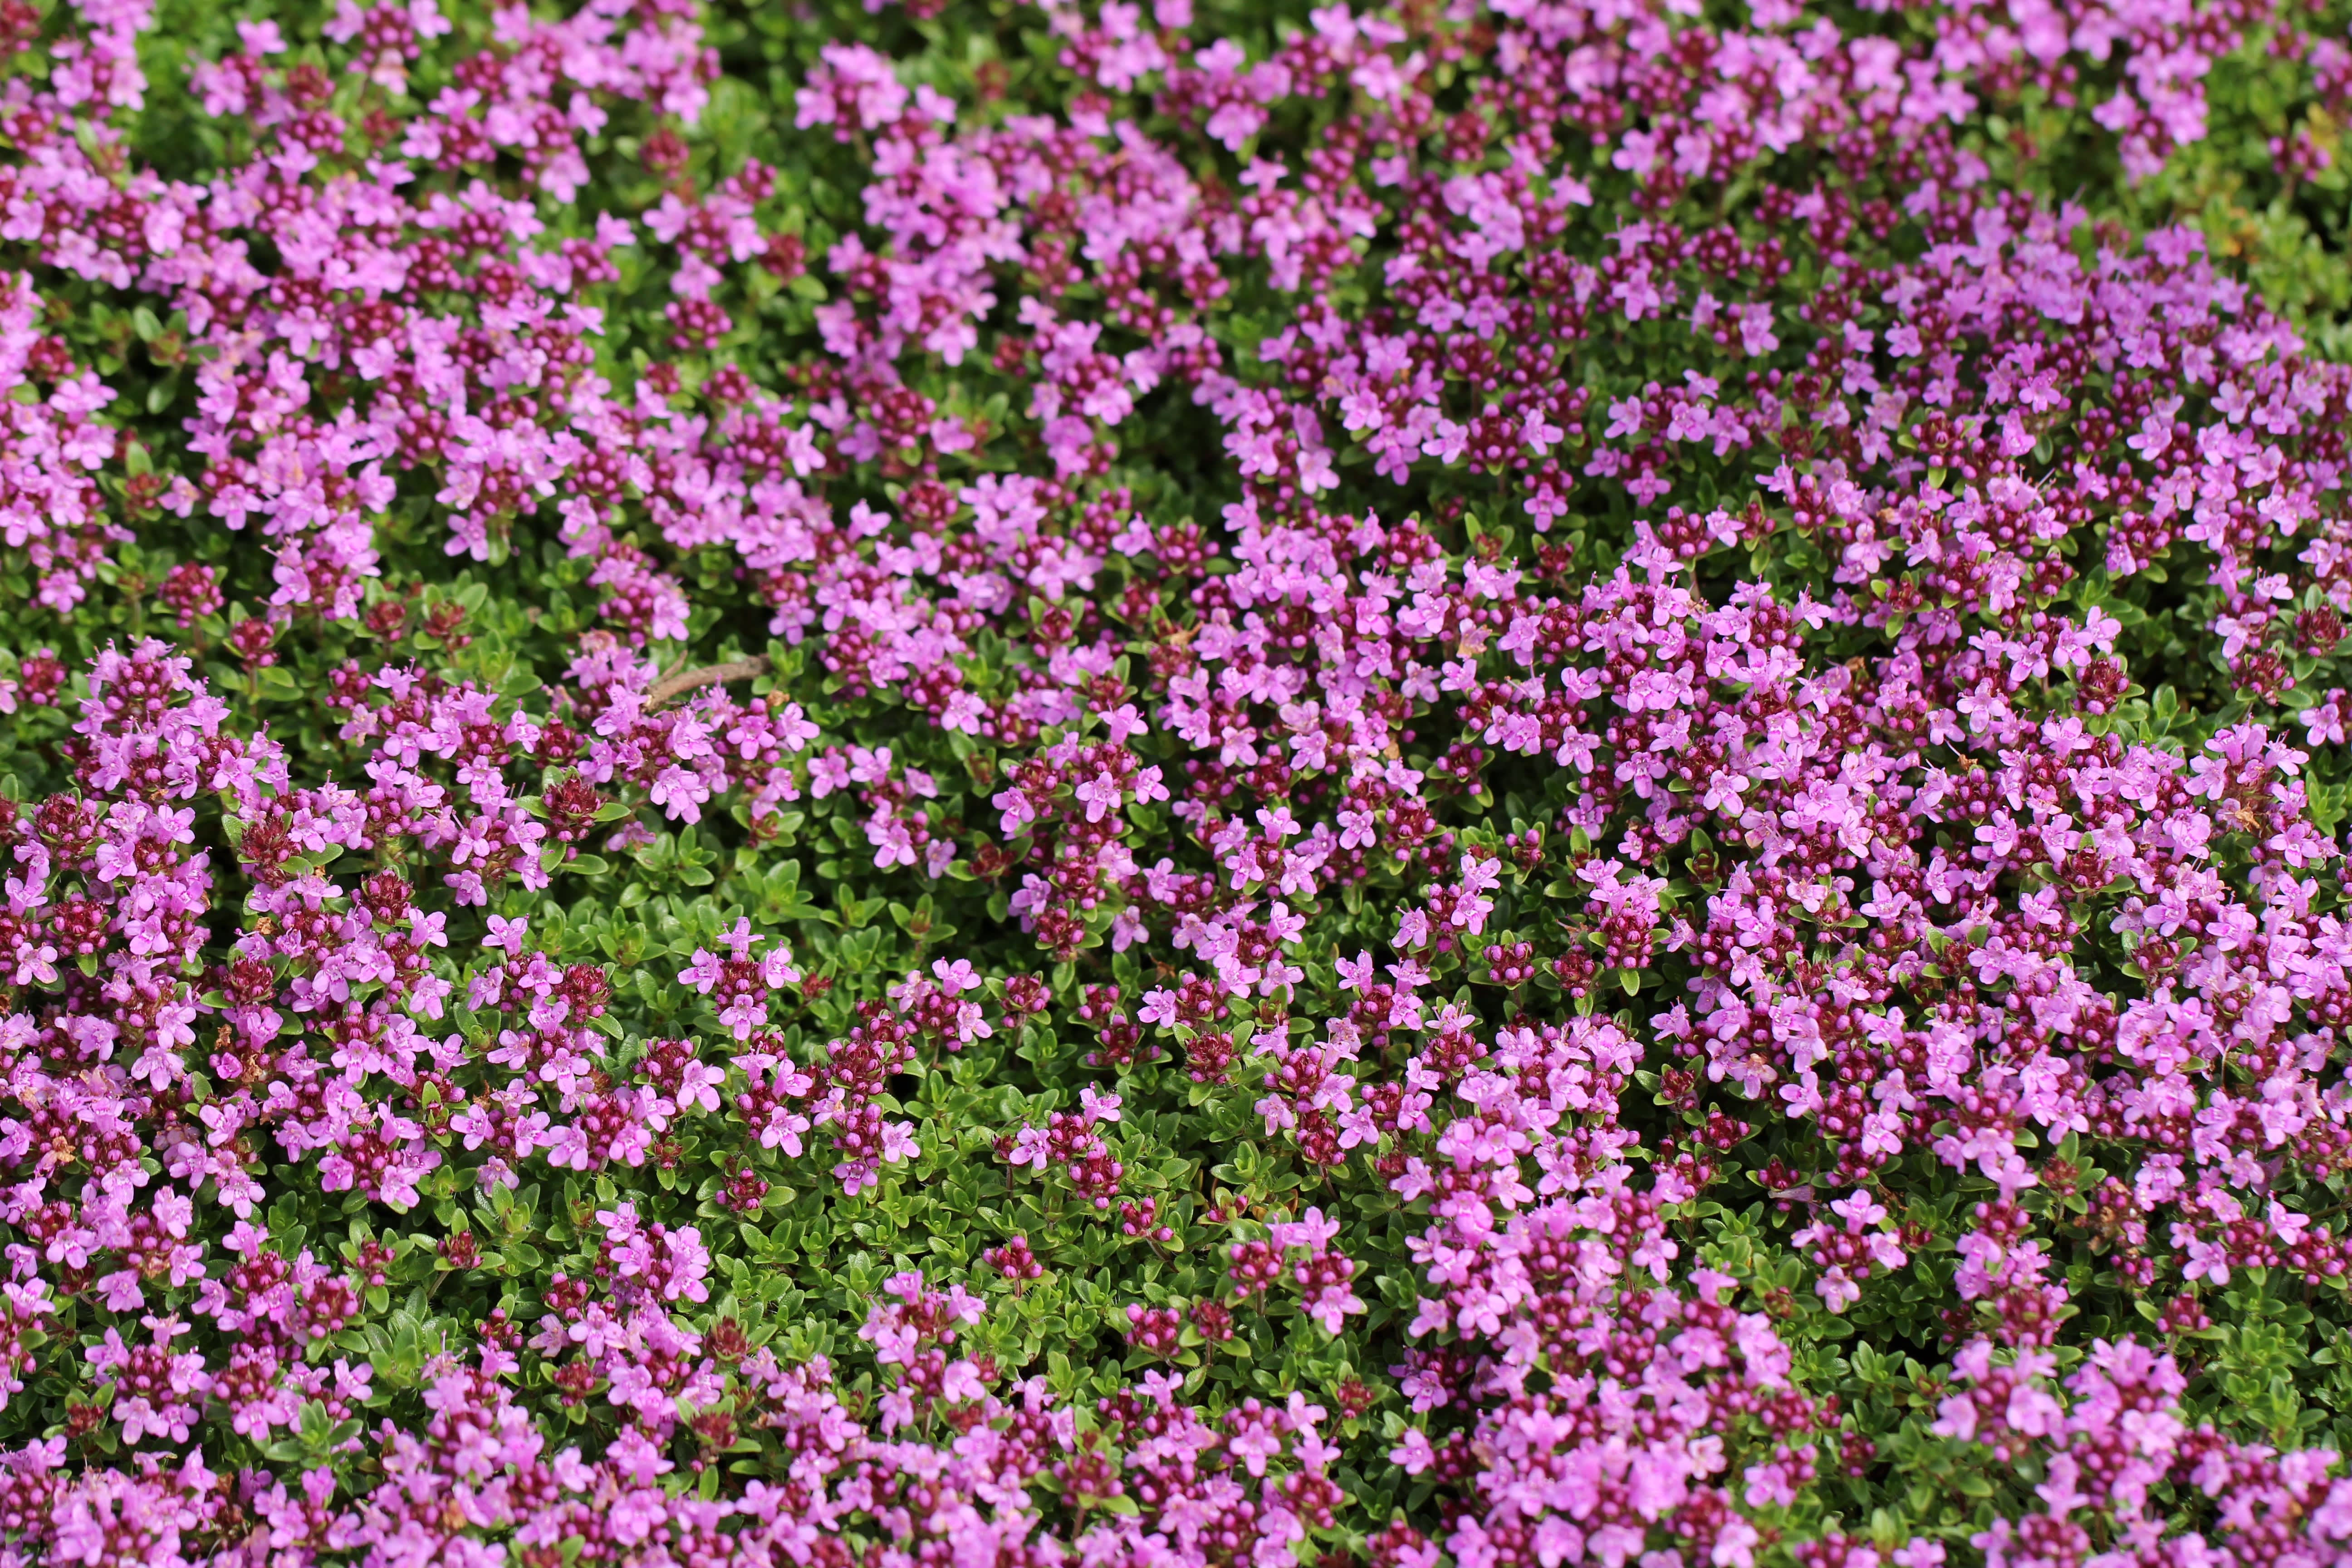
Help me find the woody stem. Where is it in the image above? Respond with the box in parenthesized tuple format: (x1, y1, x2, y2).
(648, 655, 772, 708)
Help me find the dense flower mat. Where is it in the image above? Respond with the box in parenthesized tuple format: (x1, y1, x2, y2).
(13, 0, 2352, 1561)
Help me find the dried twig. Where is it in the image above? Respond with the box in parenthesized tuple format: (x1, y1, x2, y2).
(647, 655, 772, 708)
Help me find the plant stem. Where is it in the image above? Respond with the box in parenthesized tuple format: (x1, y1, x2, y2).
(648, 655, 773, 708)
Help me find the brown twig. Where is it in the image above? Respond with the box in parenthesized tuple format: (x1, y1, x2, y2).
(647, 655, 772, 708)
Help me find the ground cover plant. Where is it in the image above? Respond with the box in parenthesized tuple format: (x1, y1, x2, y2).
(18, 0, 2352, 1561)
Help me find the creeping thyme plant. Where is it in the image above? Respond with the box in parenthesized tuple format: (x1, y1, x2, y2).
(20, 0, 2352, 1561)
